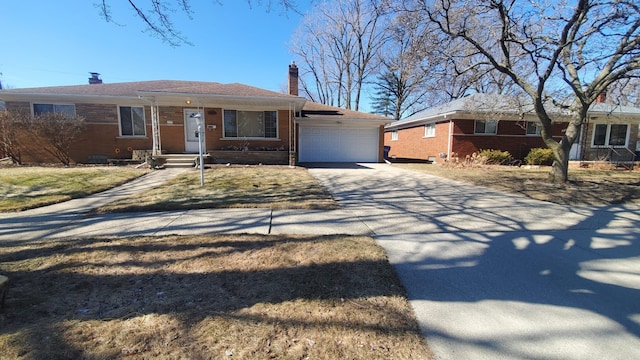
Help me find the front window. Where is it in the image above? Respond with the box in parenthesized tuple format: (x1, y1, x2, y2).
(526, 122, 542, 136)
(119, 106, 146, 136)
(391, 130, 399, 141)
(592, 124, 629, 147)
(33, 103, 76, 117)
(424, 123, 435, 137)
(224, 110, 277, 138)
(475, 120, 498, 134)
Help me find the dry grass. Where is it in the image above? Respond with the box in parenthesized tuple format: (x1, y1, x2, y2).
(395, 163, 640, 206)
(95, 166, 338, 213)
(0, 234, 432, 359)
(0, 167, 148, 212)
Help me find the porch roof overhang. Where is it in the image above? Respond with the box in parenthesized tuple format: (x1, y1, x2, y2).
(0, 91, 307, 109)
(136, 91, 307, 110)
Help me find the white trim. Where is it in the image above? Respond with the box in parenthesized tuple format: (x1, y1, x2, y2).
(391, 130, 399, 141)
(118, 105, 147, 137)
(423, 123, 436, 138)
(447, 120, 453, 160)
(591, 123, 630, 148)
(184, 108, 204, 153)
(525, 121, 542, 136)
(474, 119, 498, 135)
(222, 109, 279, 139)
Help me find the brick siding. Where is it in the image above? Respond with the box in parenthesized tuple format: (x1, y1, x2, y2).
(4, 101, 295, 164)
(385, 119, 569, 163)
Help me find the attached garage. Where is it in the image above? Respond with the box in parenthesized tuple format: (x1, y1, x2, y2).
(296, 102, 392, 163)
(299, 126, 380, 162)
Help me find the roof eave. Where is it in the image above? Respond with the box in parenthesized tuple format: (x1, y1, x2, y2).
(296, 117, 390, 126)
(137, 91, 307, 106)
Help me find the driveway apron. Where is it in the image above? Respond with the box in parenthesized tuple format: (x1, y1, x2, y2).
(307, 163, 640, 360)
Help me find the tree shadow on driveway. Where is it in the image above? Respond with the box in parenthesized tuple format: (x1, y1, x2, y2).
(309, 164, 640, 359)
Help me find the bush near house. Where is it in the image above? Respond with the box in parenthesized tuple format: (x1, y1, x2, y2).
(525, 148, 555, 166)
(478, 149, 513, 165)
(0, 111, 22, 164)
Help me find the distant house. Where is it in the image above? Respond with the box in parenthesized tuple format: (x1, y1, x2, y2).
(0, 64, 391, 165)
(384, 93, 640, 164)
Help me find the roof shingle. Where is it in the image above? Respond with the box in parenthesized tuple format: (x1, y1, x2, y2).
(0, 80, 297, 99)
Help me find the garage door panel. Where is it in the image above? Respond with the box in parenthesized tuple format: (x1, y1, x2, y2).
(299, 126, 379, 162)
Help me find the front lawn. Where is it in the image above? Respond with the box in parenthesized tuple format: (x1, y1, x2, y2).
(395, 163, 640, 206)
(95, 166, 338, 213)
(0, 167, 148, 212)
(0, 234, 432, 359)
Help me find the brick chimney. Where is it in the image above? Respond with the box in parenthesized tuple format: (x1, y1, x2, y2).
(288, 62, 299, 96)
(89, 72, 103, 85)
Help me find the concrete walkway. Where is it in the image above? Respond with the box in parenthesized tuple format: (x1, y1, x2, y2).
(0, 168, 370, 242)
(307, 163, 640, 360)
(2, 163, 639, 359)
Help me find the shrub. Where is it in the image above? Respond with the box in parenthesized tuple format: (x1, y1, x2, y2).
(477, 149, 513, 165)
(0, 111, 22, 164)
(525, 147, 555, 165)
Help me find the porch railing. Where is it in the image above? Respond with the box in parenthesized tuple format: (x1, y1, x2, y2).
(594, 146, 636, 170)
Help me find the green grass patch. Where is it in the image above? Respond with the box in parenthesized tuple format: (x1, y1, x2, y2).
(0, 167, 148, 212)
(96, 166, 338, 213)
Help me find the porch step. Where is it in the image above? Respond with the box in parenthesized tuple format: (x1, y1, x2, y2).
(159, 154, 208, 168)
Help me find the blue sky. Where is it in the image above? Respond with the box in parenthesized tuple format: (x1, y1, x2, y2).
(0, 1, 310, 92)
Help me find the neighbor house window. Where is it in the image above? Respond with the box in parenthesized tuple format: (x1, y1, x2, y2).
(526, 122, 542, 136)
(424, 123, 435, 137)
(119, 106, 146, 136)
(33, 103, 76, 117)
(592, 124, 629, 147)
(391, 130, 399, 141)
(224, 110, 277, 138)
(475, 120, 498, 134)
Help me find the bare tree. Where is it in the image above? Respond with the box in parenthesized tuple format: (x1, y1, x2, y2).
(23, 113, 86, 166)
(606, 78, 640, 107)
(97, 0, 300, 46)
(375, 6, 523, 112)
(290, 0, 390, 110)
(408, 0, 640, 182)
(0, 111, 22, 164)
(371, 11, 433, 119)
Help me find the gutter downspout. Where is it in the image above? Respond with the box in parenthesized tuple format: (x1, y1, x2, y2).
(447, 116, 453, 161)
(289, 102, 296, 167)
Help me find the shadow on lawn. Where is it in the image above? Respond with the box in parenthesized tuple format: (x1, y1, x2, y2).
(0, 235, 422, 359)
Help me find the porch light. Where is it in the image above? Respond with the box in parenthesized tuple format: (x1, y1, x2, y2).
(185, 99, 192, 105)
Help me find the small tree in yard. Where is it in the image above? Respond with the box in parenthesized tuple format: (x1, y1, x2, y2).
(0, 111, 22, 164)
(23, 113, 86, 166)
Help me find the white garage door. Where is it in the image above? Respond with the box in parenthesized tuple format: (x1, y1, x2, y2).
(299, 126, 379, 162)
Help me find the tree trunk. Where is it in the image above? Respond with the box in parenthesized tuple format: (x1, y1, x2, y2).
(549, 141, 571, 183)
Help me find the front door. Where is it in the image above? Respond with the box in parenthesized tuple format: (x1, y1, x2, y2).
(184, 109, 204, 153)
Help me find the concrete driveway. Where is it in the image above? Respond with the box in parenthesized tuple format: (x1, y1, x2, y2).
(307, 163, 640, 360)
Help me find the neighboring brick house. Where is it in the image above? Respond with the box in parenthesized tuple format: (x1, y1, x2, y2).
(385, 93, 640, 164)
(0, 64, 391, 165)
